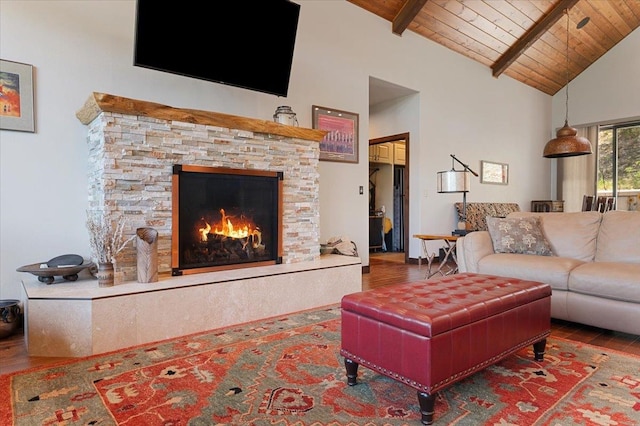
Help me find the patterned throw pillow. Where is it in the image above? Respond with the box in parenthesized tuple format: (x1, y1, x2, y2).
(486, 216, 553, 256)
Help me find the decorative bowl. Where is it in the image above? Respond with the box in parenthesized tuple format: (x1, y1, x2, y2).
(16, 261, 96, 285)
(0, 299, 21, 339)
(320, 244, 335, 255)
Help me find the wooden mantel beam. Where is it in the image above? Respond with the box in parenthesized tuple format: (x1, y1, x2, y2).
(392, 0, 429, 35)
(76, 92, 327, 142)
(492, 0, 580, 78)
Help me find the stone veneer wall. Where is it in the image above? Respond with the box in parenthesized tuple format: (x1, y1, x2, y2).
(85, 112, 320, 282)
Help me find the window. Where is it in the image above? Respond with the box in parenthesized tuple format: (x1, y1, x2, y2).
(597, 121, 640, 210)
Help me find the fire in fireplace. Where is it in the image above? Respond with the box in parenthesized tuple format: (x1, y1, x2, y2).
(172, 165, 283, 275)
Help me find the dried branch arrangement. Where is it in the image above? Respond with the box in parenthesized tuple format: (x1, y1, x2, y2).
(86, 211, 135, 264)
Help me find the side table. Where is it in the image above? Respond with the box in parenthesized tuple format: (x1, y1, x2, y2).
(413, 234, 460, 278)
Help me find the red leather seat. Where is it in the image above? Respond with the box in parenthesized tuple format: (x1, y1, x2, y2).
(340, 273, 551, 425)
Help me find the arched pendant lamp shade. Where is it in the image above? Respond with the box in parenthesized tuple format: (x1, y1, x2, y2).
(543, 120, 592, 158)
(543, 9, 593, 158)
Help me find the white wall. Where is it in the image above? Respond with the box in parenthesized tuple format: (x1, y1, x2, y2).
(367, 75, 550, 257)
(552, 29, 640, 129)
(1, 0, 634, 301)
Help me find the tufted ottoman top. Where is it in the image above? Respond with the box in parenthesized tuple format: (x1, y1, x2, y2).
(341, 273, 551, 338)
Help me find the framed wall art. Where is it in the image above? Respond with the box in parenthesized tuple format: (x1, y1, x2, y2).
(0, 59, 35, 132)
(480, 160, 509, 185)
(312, 105, 358, 163)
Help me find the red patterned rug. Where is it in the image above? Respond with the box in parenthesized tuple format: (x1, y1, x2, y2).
(2, 305, 640, 425)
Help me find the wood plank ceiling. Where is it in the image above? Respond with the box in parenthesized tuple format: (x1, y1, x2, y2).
(347, 0, 640, 95)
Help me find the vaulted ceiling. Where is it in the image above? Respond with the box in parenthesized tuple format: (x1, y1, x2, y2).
(347, 0, 640, 95)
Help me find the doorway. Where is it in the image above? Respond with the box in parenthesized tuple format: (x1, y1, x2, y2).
(368, 132, 410, 264)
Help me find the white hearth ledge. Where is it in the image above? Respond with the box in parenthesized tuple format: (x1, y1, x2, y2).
(23, 255, 362, 357)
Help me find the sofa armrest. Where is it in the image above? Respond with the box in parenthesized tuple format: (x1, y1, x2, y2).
(457, 231, 494, 272)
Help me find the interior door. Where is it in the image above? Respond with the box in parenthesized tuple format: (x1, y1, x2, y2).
(369, 133, 410, 262)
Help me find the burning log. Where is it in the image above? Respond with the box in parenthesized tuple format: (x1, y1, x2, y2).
(184, 232, 267, 267)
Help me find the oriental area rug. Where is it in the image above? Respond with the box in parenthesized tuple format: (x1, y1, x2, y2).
(2, 305, 640, 425)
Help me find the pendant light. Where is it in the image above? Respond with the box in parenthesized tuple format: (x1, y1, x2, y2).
(543, 9, 592, 158)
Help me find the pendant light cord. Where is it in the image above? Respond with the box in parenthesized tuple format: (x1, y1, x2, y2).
(564, 9, 570, 125)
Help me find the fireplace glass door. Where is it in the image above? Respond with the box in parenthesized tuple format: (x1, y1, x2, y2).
(172, 165, 283, 275)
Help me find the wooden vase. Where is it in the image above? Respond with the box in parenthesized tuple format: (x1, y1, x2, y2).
(97, 262, 114, 287)
(136, 227, 158, 283)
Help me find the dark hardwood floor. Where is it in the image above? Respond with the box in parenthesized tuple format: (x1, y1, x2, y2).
(1, 252, 638, 375)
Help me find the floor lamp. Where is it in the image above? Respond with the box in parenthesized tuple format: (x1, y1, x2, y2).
(437, 155, 478, 235)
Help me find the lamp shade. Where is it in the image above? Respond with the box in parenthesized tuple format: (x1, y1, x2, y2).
(543, 122, 592, 158)
(437, 170, 470, 193)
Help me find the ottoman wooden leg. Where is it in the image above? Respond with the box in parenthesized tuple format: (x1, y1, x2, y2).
(417, 391, 436, 425)
(345, 358, 359, 386)
(533, 338, 547, 361)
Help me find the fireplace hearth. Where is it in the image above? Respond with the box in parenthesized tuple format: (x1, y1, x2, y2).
(172, 165, 283, 275)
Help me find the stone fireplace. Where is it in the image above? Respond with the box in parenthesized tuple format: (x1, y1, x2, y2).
(20, 93, 362, 358)
(78, 92, 324, 282)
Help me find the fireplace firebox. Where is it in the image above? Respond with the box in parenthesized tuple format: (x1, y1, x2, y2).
(172, 165, 283, 275)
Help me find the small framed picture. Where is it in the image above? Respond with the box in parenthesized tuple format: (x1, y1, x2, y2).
(0, 59, 35, 132)
(480, 160, 509, 185)
(312, 105, 359, 163)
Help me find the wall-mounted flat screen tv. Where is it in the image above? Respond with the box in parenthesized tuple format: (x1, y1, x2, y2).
(134, 0, 300, 97)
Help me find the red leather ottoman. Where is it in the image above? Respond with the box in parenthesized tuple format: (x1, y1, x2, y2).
(340, 273, 551, 425)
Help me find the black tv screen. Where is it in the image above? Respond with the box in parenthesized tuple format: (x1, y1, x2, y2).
(134, 0, 300, 97)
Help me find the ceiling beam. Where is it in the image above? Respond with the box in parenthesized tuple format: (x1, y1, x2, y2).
(392, 0, 429, 35)
(491, 0, 580, 78)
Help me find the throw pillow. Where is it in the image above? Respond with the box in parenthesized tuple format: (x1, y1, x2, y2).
(486, 216, 553, 256)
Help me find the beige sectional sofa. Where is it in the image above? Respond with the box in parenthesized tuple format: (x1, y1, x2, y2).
(457, 210, 640, 335)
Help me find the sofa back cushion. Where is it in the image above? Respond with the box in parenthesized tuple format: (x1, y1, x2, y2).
(507, 211, 601, 261)
(595, 210, 640, 263)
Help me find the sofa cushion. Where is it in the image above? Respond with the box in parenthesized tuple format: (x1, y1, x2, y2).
(595, 211, 640, 263)
(508, 211, 601, 262)
(486, 216, 553, 255)
(477, 253, 583, 291)
(569, 262, 640, 303)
